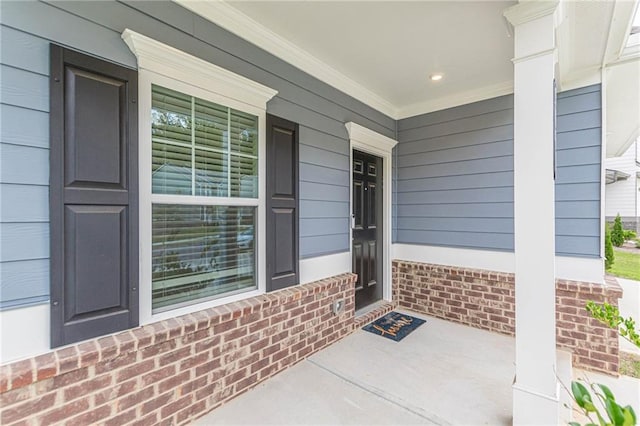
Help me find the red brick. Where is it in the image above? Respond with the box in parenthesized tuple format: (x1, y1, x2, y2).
(141, 391, 174, 416)
(176, 399, 207, 424)
(131, 412, 158, 426)
(117, 359, 154, 382)
(66, 403, 111, 426)
(10, 359, 34, 389)
(161, 394, 193, 419)
(158, 370, 191, 394)
(118, 386, 155, 411)
(141, 365, 176, 387)
(1, 393, 56, 424)
(34, 353, 57, 382)
(37, 397, 89, 425)
(93, 379, 138, 406)
(104, 408, 137, 426)
(194, 335, 221, 354)
(64, 374, 112, 401)
(95, 351, 138, 374)
(180, 351, 209, 372)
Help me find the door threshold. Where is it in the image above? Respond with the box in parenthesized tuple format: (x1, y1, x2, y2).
(354, 300, 395, 329)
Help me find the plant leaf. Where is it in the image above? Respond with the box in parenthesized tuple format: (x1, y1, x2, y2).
(622, 406, 636, 426)
(572, 381, 592, 409)
(604, 398, 625, 425)
(598, 384, 615, 402)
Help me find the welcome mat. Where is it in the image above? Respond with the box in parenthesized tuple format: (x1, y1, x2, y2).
(362, 311, 425, 342)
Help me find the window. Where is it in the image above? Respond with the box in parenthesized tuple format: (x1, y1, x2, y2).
(123, 29, 277, 322)
(151, 86, 259, 311)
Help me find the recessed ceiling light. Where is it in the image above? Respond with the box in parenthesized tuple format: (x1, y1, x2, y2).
(430, 74, 444, 82)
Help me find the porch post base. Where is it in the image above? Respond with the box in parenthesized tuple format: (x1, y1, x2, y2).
(512, 383, 560, 425)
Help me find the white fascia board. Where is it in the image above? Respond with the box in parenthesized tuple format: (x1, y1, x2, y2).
(172, 0, 398, 119)
(396, 81, 514, 120)
(122, 29, 277, 110)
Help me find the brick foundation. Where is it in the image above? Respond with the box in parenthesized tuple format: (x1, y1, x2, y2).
(394, 260, 623, 375)
(0, 274, 356, 425)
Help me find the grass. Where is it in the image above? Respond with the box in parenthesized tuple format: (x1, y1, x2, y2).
(620, 352, 640, 378)
(608, 249, 640, 281)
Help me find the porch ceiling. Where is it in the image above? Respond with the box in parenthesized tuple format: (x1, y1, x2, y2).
(177, 0, 637, 121)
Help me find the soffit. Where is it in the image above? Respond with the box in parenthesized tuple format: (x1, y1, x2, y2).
(177, 1, 636, 120)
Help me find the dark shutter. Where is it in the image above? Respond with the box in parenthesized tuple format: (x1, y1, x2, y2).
(49, 45, 138, 347)
(266, 115, 299, 291)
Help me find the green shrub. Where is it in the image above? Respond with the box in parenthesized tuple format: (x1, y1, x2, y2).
(611, 215, 625, 247)
(605, 227, 615, 269)
(623, 230, 637, 241)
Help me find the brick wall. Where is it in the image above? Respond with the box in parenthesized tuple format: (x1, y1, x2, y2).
(0, 274, 356, 425)
(394, 260, 623, 375)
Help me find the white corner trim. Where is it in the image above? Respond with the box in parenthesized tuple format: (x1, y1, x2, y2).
(299, 252, 352, 285)
(172, 0, 398, 119)
(396, 81, 514, 119)
(121, 29, 277, 110)
(345, 122, 398, 155)
(503, 0, 560, 27)
(0, 303, 50, 364)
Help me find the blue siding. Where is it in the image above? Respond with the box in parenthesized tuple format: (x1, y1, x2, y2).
(394, 95, 515, 251)
(555, 84, 601, 257)
(0, 0, 394, 309)
(394, 84, 602, 257)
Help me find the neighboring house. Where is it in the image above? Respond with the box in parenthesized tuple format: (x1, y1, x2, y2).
(605, 139, 640, 232)
(0, 1, 638, 425)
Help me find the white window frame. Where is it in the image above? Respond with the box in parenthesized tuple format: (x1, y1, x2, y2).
(122, 29, 277, 324)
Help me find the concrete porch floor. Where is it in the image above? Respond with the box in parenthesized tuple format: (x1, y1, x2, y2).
(194, 310, 639, 425)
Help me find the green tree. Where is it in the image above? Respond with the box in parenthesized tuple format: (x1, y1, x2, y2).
(611, 214, 625, 247)
(605, 227, 615, 269)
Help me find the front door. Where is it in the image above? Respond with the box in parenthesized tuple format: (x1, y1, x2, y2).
(352, 150, 383, 310)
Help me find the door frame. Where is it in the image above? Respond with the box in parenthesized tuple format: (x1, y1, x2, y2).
(346, 122, 397, 305)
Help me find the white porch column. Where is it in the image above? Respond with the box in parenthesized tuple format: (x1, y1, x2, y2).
(504, 1, 561, 424)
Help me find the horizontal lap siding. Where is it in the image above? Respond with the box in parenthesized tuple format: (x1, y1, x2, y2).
(555, 85, 601, 257)
(394, 84, 602, 257)
(0, 0, 395, 309)
(394, 95, 515, 251)
(0, 24, 52, 309)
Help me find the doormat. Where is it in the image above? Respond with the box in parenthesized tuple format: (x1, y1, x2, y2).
(362, 311, 425, 342)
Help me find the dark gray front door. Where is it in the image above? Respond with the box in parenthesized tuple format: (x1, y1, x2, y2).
(352, 150, 383, 310)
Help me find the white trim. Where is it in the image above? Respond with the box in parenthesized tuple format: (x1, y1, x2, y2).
(345, 122, 398, 155)
(396, 81, 514, 119)
(124, 31, 275, 326)
(556, 256, 604, 284)
(0, 303, 50, 364)
(172, 0, 398, 119)
(347, 123, 397, 305)
(392, 244, 515, 274)
(559, 69, 602, 92)
(503, 0, 560, 28)
(299, 252, 351, 285)
(122, 29, 277, 110)
(392, 244, 604, 284)
(600, 66, 608, 260)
